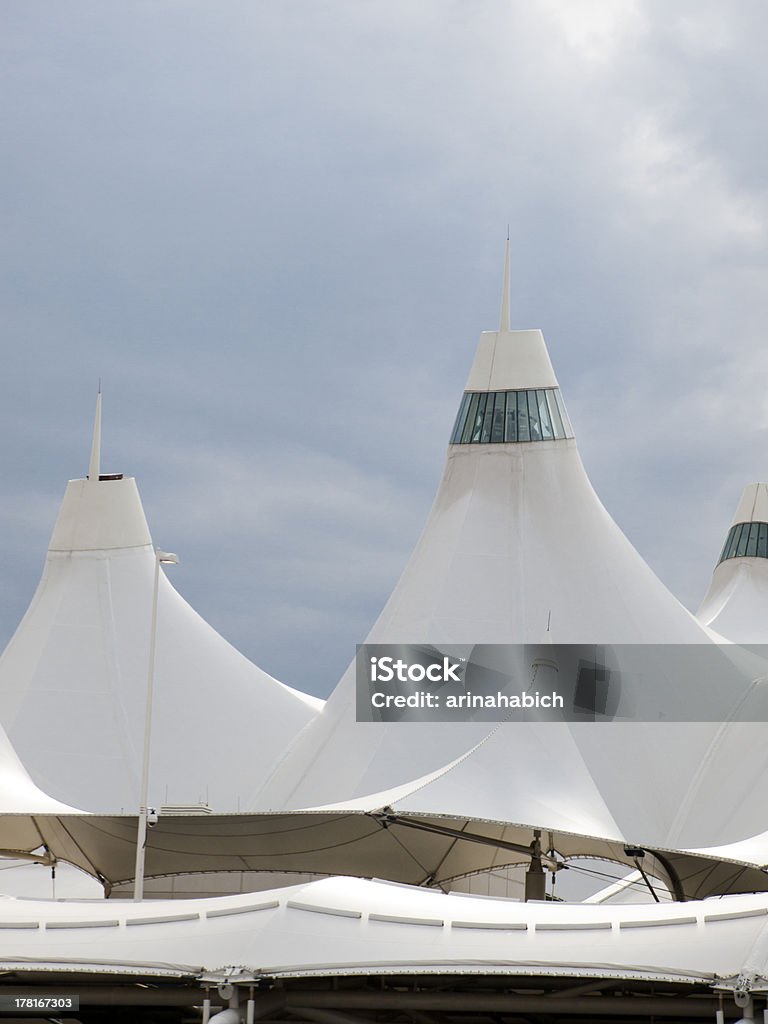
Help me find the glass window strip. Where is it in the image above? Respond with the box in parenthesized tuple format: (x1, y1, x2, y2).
(527, 392, 542, 440)
(480, 395, 494, 442)
(461, 393, 481, 444)
(451, 388, 575, 445)
(472, 393, 488, 442)
(735, 523, 750, 558)
(718, 522, 768, 564)
(747, 522, 759, 557)
(450, 393, 470, 444)
(505, 391, 517, 442)
(491, 392, 505, 442)
(726, 525, 742, 560)
(545, 389, 565, 439)
(517, 391, 531, 441)
(554, 389, 574, 437)
(536, 389, 553, 440)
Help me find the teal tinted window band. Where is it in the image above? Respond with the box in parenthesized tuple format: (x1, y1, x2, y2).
(450, 388, 575, 444)
(718, 522, 768, 564)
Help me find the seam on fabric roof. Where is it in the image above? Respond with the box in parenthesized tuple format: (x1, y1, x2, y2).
(733, 910, 768, 977)
(366, 451, 472, 661)
(487, 333, 498, 391)
(664, 676, 768, 848)
(99, 558, 136, 812)
(425, 834, 462, 887)
(379, 820, 446, 889)
(154, 822, 384, 854)
(36, 815, 102, 881)
(389, 652, 562, 807)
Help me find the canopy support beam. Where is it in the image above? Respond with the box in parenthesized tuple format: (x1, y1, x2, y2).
(370, 810, 560, 873)
(0, 848, 55, 866)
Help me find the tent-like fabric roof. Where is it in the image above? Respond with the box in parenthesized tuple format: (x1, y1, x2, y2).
(1, 876, 768, 987)
(0, 398, 321, 814)
(0, 713, 87, 872)
(9, 807, 768, 903)
(3, 250, 768, 926)
(255, 372, 719, 816)
(0, 734, 78, 818)
(252, 255, 768, 864)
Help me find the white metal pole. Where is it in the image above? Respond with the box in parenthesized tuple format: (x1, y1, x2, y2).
(134, 549, 162, 900)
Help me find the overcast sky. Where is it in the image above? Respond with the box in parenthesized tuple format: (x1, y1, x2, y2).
(2, 1, 767, 698)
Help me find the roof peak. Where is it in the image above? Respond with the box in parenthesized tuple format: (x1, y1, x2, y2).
(731, 482, 768, 527)
(499, 236, 511, 332)
(87, 390, 102, 482)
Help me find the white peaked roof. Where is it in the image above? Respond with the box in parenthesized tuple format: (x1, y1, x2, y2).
(697, 483, 768, 643)
(0, 396, 321, 813)
(254, 246, 727, 846)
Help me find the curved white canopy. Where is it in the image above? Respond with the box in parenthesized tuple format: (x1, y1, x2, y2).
(0, 733, 80, 817)
(254, 267, 734, 860)
(0, 399, 321, 813)
(243, 249, 768, 881)
(0, 714, 84, 870)
(0, 876, 767, 989)
(2, 253, 766, 926)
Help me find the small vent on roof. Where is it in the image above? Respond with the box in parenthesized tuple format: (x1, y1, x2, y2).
(98, 473, 124, 481)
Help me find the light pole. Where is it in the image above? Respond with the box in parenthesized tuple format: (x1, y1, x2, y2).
(134, 548, 179, 901)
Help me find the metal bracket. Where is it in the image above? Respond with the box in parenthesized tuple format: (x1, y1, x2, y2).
(199, 966, 264, 986)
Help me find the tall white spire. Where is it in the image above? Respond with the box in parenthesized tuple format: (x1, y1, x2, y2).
(88, 387, 102, 483)
(500, 233, 511, 332)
